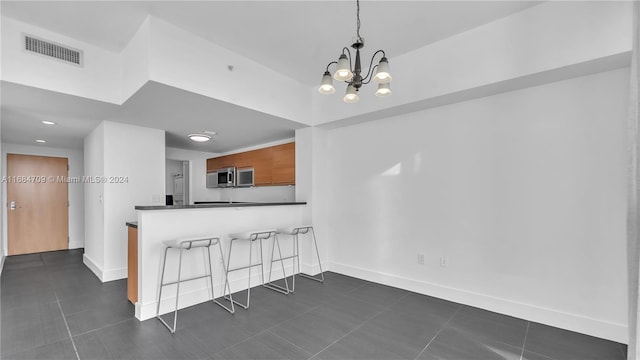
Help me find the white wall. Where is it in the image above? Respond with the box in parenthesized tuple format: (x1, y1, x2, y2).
(1, 16, 121, 104)
(295, 127, 330, 274)
(0, 91, 6, 268)
(319, 68, 629, 342)
(166, 147, 219, 204)
(2, 143, 85, 253)
(84, 121, 165, 281)
(103, 121, 165, 277)
(84, 123, 105, 271)
(148, 17, 310, 124)
(215, 186, 295, 203)
(312, 1, 633, 126)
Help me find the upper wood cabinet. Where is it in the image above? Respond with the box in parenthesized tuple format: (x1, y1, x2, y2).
(234, 151, 253, 169)
(271, 143, 295, 185)
(206, 142, 295, 186)
(206, 158, 217, 173)
(206, 154, 236, 173)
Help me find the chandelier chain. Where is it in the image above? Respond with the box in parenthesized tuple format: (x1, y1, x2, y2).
(356, 0, 361, 41)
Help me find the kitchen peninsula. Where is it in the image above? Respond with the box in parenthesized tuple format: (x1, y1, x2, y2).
(127, 201, 307, 321)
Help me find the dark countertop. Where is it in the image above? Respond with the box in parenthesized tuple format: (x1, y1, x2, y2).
(126, 221, 138, 228)
(134, 202, 307, 211)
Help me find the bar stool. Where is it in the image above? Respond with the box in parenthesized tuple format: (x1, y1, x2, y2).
(156, 236, 234, 334)
(225, 230, 290, 309)
(274, 225, 324, 292)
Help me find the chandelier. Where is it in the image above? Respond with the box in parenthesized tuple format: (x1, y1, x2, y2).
(318, 0, 392, 103)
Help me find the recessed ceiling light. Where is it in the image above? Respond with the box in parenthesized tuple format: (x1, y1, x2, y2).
(36, 139, 46, 143)
(188, 133, 211, 142)
(41, 120, 56, 125)
(203, 130, 217, 135)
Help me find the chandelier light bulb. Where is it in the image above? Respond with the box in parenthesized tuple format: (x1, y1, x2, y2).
(334, 54, 353, 81)
(343, 85, 360, 103)
(375, 83, 392, 97)
(318, 72, 336, 94)
(373, 57, 392, 84)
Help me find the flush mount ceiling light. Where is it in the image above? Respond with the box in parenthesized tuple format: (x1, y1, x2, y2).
(36, 139, 46, 143)
(319, 0, 392, 103)
(187, 133, 211, 142)
(41, 120, 56, 125)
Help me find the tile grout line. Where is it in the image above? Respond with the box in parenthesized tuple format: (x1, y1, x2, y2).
(342, 283, 411, 309)
(303, 280, 410, 359)
(212, 284, 409, 359)
(208, 295, 324, 357)
(55, 293, 81, 360)
(209, 276, 375, 357)
(519, 321, 531, 360)
(307, 305, 389, 359)
(267, 329, 315, 357)
(413, 305, 462, 360)
(72, 317, 136, 338)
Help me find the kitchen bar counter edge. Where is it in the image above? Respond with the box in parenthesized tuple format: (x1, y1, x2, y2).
(135, 201, 307, 210)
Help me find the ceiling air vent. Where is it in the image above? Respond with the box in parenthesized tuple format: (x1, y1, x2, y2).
(23, 34, 83, 66)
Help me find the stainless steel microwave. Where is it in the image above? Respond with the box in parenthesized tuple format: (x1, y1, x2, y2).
(215, 167, 236, 188)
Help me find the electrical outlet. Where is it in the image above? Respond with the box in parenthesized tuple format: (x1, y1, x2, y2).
(440, 256, 449, 267)
(417, 253, 425, 265)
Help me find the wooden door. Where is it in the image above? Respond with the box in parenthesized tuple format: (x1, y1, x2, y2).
(7, 154, 69, 255)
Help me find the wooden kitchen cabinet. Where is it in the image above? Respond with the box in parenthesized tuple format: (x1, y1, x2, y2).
(206, 158, 218, 173)
(252, 147, 273, 185)
(127, 225, 138, 304)
(207, 154, 236, 173)
(271, 142, 295, 185)
(205, 142, 295, 185)
(234, 151, 253, 169)
(218, 154, 237, 169)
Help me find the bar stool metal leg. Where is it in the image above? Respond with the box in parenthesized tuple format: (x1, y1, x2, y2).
(298, 227, 324, 283)
(156, 247, 169, 328)
(265, 233, 290, 294)
(214, 241, 235, 314)
(225, 238, 252, 309)
(225, 230, 289, 310)
(157, 247, 184, 334)
(274, 226, 324, 286)
(157, 237, 233, 334)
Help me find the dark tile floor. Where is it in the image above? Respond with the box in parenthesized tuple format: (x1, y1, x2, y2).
(0, 249, 628, 360)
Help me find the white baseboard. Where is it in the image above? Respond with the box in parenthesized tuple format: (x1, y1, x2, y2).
(102, 267, 127, 282)
(83, 254, 127, 282)
(68, 241, 83, 250)
(329, 261, 627, 344)
(136, 263, 303, 321)
(83, 254, 103, 280)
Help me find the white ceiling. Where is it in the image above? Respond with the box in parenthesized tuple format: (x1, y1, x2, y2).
(1, 1, 541, 86)
(0, 1, 542, 152)
(1, 81, 304, 152)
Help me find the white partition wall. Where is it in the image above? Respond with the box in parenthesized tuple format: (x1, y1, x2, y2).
(84, 121, 165, 281)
